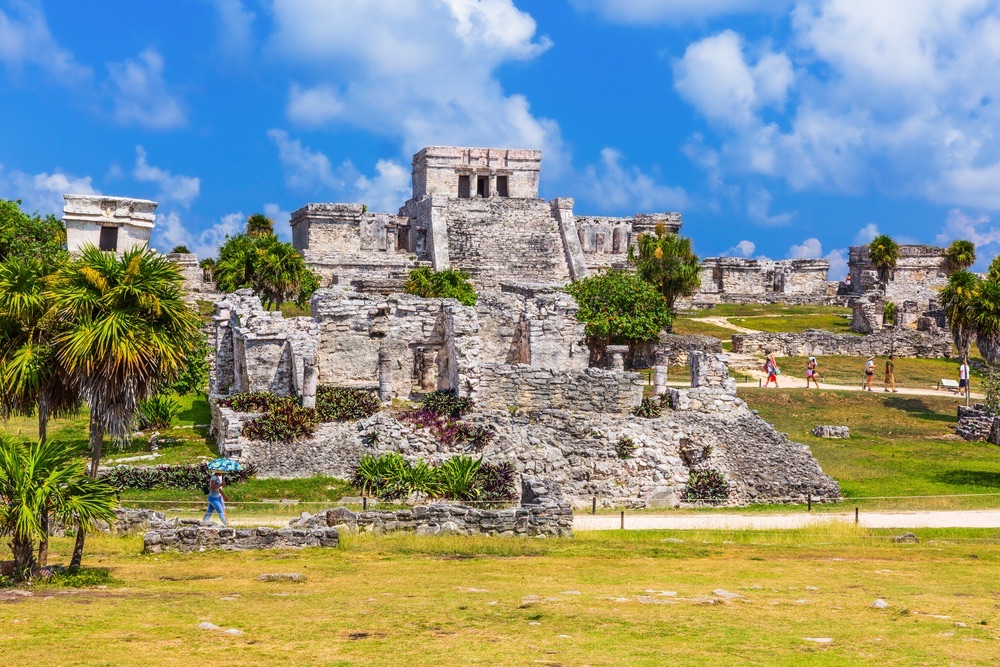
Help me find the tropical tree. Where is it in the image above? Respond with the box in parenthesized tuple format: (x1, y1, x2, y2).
(0, 434, 117, 581)
(628, 222, 701, 315)
(565, 269, 673, 355)
(972, 277, 1000, 414)
(988, 255, 1000, 281)
(199, 256, 216, 282)
(945, 239, 976, 272)
(403, 267, 478, 306)
(0, 199, 66, 263)
(868, 234, 900, 284)
(170, 245, 191, 254)
(214, 228, 319, 310)
(940, 269, 981, 364)
(246, 213, 275, 237)
(49, 245, 202, 567)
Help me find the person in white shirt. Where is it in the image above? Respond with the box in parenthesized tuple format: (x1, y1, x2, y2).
(959, 361, 970, 392)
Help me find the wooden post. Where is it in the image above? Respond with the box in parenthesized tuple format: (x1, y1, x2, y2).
(620, 511, 625, 530)
(592, 497, 597, 515)
(807, 493, 812, 512)
(363, 496, 368, 511)
(855, 507, 859, 524)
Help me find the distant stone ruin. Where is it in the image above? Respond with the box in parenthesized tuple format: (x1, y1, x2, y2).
(63, 194, 157, 255)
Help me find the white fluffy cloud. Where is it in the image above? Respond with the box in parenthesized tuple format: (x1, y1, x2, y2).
(571, 0, 792, 23)
(133, 147, 200, 208)
(209, 0, 255, 61)
(936, 208, 1000, 249)
(722, 240, 757, 257)
(746, 187, 794, 226)
(107, 49, 186, 129)
(268, 0, 564, 171)
(0, 1, 90, 85)
(787, 237, 848, 279)
(578, 148, 688, 213)
(825, 247, 849, 280)
(151, 211, 244, 259)
(854, 223, 879, 245)
(263, 203, 292, 242)
(673, 1, 1000, 210)
(268, 129, 410, 212)
(788, 237, 823, 259)
(0, 164, 99, 216)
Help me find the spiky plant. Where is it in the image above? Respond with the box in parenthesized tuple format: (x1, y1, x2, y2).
(628, 222, 701, 314)
(945, 239, 976, 272)
(940, 269, 981, 364)
(868, 234, 900, 284)
(246, 213, 275, 237)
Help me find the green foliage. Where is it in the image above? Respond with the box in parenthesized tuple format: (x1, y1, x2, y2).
(682, 468, 730, 502)
(940, 269, 980, 361)
(0, 434, 117, 581)
(614, 435, 636, 460)
(882, 300, 896, 326)
(218, 391, 292, 413)
(170, 245, 191, 254)
(437, 455, 482, 500)
(989, 256, 1000, 281)
(945, 239, 976, 271)
(565, 269, 673, 344)
(0, 199, 66, 263)
(628, 222, 701, 312)
(170, 335, 212, 396)
(421, 390, 474, 418)
(973, 278, 1000, 365)
(403, 267, 478, 306)
(350, 453, 515, 502)
(39, 567, 118, 589)
(246, 213, 275, 237)
(135, 395, 180, 431)
(242, 403, 319, 442)
(352, 452, 410, 499)
(100, 462, 256, 491)
(868, 234, 900, 283)
(315, 386, 382, 422)
(631, 396, 663, 419)
(215, 231, 319, 309)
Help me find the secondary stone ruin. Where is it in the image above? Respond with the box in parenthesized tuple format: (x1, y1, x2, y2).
(210, 281, 840, 508)
(731, 328, 953, 359)
(63, 194, 157, 255)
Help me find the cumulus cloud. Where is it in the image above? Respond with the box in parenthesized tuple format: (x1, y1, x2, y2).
(786, 237, 848, 279)
(0, 164, 99, 216)
(263, 203, 292, 242)
(788, 237, 823, 259)
(151, 211, 244, 259)
(209, 0, 255, 61)
(133, 147, 200, 208)
(268, 129, 410, 211)
(854, 223, 880, 245)
(825, 247, 849, 280)
(746, 187, 794, 226)
(0, 1, 91, 85)
(936, 208, 1000, 249)
(722, 240, 757, 257)
(577, 148, 688, 213)
(107, 49, 186, 129)
(571, 0, 791, 23)
(268, 0, 565, 172)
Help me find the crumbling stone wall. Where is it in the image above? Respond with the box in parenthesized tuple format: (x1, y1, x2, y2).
(848, 245, 948, 310)
(143, 525, 340, 554)
(476, 365, 644, 414)
(731, 328, 953, 359)
(631, 333, 723, 368)
(690, 257, 835, 306)
(956, 404, 999, 442)
(289, 479, 572, 538)
(574, 212, 682, 272)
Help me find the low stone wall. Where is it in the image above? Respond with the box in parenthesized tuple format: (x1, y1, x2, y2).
(143, 525, 340, 554)
(52, 508, 172, 537)
(631, 333, 722, 368)
(731, 328, 952, 359)
(476, 364, 644, 414)
(289, 479, 573, 538)
(956, 404, 997, 442)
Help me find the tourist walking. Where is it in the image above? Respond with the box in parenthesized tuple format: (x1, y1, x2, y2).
(764, 353, 780, 388)
(203, 471, 229, 525)
(884, 354, 897, 393)
(805, 356, 820, 389)
(960, 359, 970, 394)
(864, 356, 875, 391)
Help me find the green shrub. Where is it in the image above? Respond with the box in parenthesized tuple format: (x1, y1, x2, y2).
(615, 435, 636, 460)
(404, 267, 478, 306)
(632, 396, 662, 419)
(352, 452, 411, 500)
(219, 391, 291, 413)
(682, 469, 730, 502)
(421, 390, 474, 418)
(171, 245, 191, 254)
(350, 453, 515, 502)
(437, 455, 482, 501)
(242, 403, 318, 442)
(316, 386, 382, 422)
(100, 462, 256, 491)
(136, 395, 180, 431)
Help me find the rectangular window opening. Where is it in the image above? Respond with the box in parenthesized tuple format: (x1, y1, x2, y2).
(99, 226, 119, 252)
(496, 175, 509, 198)
(458, 175, 471, 199)
(477, 175, 489, 198)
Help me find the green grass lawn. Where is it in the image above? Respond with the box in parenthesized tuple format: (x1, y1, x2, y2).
(671, 317, 734, 339)
(687, 303, 853, 318)
(730, 313, 855, 335)
(6, 528, 1000, 666)
(741, 389, 1000, 508)
(770, 355, 979, 390)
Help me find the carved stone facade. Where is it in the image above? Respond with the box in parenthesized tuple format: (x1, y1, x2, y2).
(63, 194, 157, 255)
(691, 258, 838, 306)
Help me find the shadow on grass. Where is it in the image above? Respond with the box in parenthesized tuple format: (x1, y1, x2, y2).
(932, 469, 1000, 489)
(178, 394, 212, 425)
(883, 397, 955, 424)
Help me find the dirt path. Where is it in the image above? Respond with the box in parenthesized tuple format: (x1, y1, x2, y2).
(689, 316, 757, 334)
(574, 509, 1000, 531)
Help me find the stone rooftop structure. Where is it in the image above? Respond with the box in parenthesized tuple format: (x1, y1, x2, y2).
(63, 194, 157, 255)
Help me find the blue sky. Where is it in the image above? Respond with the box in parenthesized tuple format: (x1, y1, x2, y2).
(3, 1, 1000, 278)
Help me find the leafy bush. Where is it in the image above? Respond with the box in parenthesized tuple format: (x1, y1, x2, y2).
(399, 409, 494, 449)
(615, 435, 636, 460)
(135, 395, 180, 431)
(403, 267, 478, 306)
(682, 469, 730, 502)
(219, 391, 291, 413)
(421, 390, 474, 418)
(632, 396, 662, 419)
(316, 386, 381, 422)
(565, 268, 673, 345)
(883, 300, 896, 326)
(242, 403, 319, 442)
(171, 245, 191, 254)
(350, 453, 515, 502)
(100, 462, 257, 491)
(171, 335, 212, 395)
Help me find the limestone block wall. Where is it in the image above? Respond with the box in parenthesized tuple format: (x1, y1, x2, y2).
(63, 194, 157, 254)
(730, 328, 953, 359)
(144, 525, 340, 553)
(631, 333, 723, 368)
(848, 245, 948, 309)
(476, 365, 644, 414)
(411, 146, 542, 199)
(694, 258, 832, 304)
(573, 212, 682, 272)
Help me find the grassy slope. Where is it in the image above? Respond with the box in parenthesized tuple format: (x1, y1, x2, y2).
(688, 304, 853, 318)
(671, 317, 734, 339)
(772, 356, 979, 390)
(741, 389, 1000, 505)
(5, 529, 1000, 666)
(730, 313, 855, 335)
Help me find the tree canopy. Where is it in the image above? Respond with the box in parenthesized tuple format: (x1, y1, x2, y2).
(565, 268, 673, 344)
(868, 234, 900, 283)
(945, 239, 976, 271)
(627, 222, 701, 313)
(0, 199, 66, 263)
(403, 267, 478, 306)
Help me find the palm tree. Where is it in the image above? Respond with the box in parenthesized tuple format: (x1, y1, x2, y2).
(49, 245, 202, 567)
(940, 269, 981, 363)
(255, 237, 315, 309)
(973, 278, 1000, 414)
(246, 213, 275, 237)
(945, 240, 976, 272)
(628, 222, 701, 315)
(0, 434, 117, 581)
(868, 234, 900, 284)
(214, 233, 258, 293)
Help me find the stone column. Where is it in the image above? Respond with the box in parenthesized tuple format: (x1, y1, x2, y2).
(607, 344, 629, 372)
(378, 348, 393, 403)
(301, 355, 318, 409)
(653, 365, 667, 395)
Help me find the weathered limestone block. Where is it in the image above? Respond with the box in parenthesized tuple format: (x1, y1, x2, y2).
(143, 526, 339, 553)
(812, 426, 850, 439)
(731, 328, 952, 359)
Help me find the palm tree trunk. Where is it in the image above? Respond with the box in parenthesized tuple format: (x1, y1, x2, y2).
(38, 395, 49, 445)
(12, 532, 34, 582)
(71, 419, 105, 569)
(37, 508, 49, 567)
